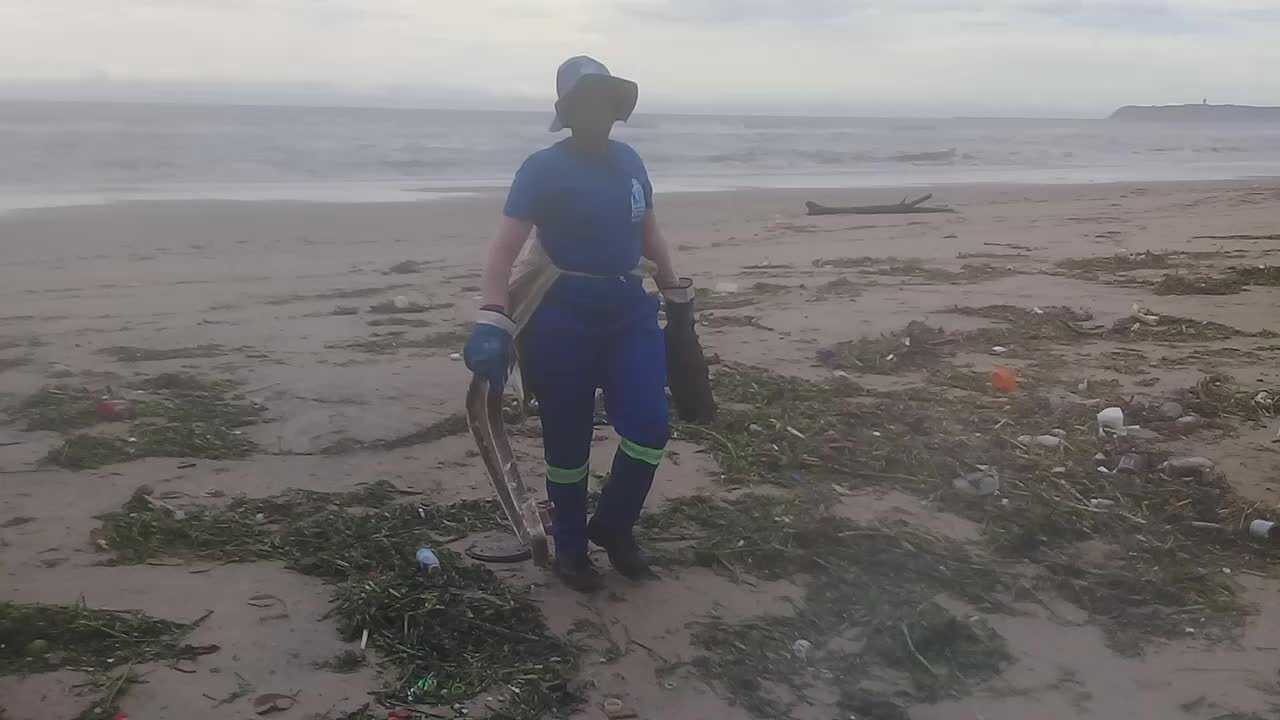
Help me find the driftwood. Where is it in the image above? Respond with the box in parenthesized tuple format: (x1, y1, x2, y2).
(805, 194, 956, 216)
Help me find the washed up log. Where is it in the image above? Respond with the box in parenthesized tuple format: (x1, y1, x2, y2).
(805, 194, 956, 216)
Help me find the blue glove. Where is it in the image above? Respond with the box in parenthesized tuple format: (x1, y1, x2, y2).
(464, 308, 514, 388)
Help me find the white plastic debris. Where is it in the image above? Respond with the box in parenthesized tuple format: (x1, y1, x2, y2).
(392, 295, 412, 309)
(1130, 303, 1160, 327)
(953, 467, 1000, 496)
(713, 282, 739, 294)
(1034, 435, 1062, 448)
(1088, 498, 1116, 509)
(1097, 407, 1126, 436)
(991, 346, 1009, 355)
(791, 639, 813, 660)
(449, 353, 462, 361)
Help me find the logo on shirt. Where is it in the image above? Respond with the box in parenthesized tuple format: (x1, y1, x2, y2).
(630, 178, 646, 223)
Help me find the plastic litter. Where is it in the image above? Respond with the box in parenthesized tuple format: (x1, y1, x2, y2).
(991, 367, 1018, 394)
(1249, 519, 1278, 542)
(953, 467, 1000, 496)
(407, 675, 436, 702)
(1033, 435, 1062, 448)
(1130, 304, 1160, 326)
(991, 346, 1009, 355)
(792, 639, 813, 659)
(95, 399, 131, 422)
(253, 693, 296, 715)
(416, 547, 442, 576)
(1097, 407, 1125, 436)
(1161, 456, 1215, 477)
(1115, 454, 1147, 475)
(712, 281, 739, 294)
(1175, 415, 1202, 432)
(602, 697, 635, 719)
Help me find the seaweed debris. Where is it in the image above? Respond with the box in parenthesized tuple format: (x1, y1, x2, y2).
(678, 364, 1277, 657)
(821, 322, 953, 374)
(94, 483, 578, 718)
(39, 374, 263, 469)
(1055, 252, 1174, 273)
(98, 345, 228, 362)
(644, 493, 1010, 715)
(1154, 274, 1246, 296)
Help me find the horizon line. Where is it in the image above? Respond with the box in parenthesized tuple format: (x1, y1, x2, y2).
(0, 94, 1113, 122)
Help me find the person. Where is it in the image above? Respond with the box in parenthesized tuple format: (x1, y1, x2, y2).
(463, 56, 686, 593)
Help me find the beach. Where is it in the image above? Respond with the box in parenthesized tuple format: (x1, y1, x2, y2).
(2, 179, 1279, 719)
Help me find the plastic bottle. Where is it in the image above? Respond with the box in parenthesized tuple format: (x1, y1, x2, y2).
(415, 548, 441, 576)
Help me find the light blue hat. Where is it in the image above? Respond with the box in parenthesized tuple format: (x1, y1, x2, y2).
(549, 56, 639, 132)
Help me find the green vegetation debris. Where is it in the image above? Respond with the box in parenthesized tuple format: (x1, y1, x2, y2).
(338, 329, 470, 354)
(36, 373, 263, 469)
(1154, 274, 1246, 296)
(822, 321, 952, 374)
(98, 344, 228, 362)
(368, 299, 453, 315)
(95, 482, 577, 718)
(314, 649, 367, 673)
(678, 361, 1277, 660)
(366, 317, 435, 328)
(1056, 252, 1174, 273)
(0, 601, 200, 675)
(14, 385, 101, 431)
(266, 285, 415, 306)
(644, 492, 1010, 715)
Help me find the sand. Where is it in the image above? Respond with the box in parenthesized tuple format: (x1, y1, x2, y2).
(1, 179, 1279, 719)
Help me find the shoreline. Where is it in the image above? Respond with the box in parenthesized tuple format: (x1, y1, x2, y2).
(4, 166, 1280, 215)
(4, 174, 1280, 218)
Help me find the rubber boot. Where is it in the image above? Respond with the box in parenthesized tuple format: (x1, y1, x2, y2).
(546, 478, 600, 592)
(588, 447, 658, 580)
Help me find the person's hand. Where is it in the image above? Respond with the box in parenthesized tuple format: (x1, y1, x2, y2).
(660, 279, 696, 333)
(464, 307, 515, 388)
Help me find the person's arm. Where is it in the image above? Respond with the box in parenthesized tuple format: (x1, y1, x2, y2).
(480, 217, 534, 311)
(641, 209, 680, 289)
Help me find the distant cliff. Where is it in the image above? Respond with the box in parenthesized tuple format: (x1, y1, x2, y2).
(1111, 104, 1280, 122)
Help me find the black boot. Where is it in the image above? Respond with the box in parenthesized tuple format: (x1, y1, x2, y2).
(588, 522, 656, 580)
(553, 554, 602, 594)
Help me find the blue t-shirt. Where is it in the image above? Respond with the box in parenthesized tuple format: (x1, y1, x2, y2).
(504, 139, 654, 276)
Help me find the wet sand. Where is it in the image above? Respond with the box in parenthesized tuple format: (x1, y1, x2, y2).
(2, 180, 1279, 719)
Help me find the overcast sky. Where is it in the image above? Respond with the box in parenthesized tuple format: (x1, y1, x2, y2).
(1, 0, 1277, 116)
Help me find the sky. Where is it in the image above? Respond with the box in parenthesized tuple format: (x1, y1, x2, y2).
(0, 0, 1278, 117)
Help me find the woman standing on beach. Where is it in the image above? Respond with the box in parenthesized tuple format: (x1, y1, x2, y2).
(463, 56, 688, 593)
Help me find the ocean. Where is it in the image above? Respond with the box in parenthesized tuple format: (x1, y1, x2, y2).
(3, 100, 1280, 210)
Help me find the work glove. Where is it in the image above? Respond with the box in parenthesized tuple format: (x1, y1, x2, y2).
(464, 307, 515, 389)
(661, 280, 696, 335)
